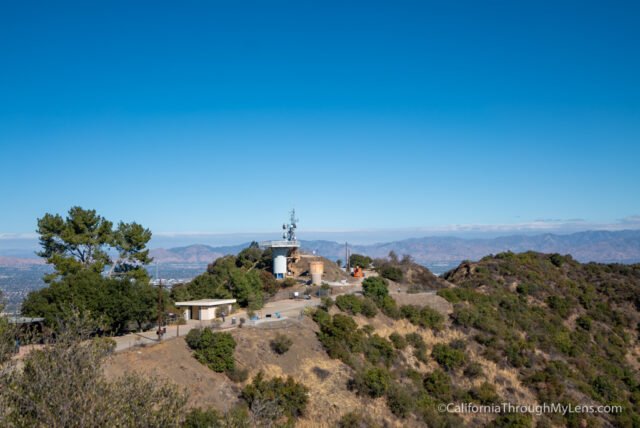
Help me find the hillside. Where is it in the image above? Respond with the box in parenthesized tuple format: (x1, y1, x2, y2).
(104, 252, 640, 427)
(441, 252, 640, 427)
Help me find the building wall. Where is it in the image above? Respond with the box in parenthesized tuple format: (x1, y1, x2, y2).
(183, 304, 234, 321)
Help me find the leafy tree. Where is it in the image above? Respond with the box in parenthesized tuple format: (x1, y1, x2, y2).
(22, 270, 159, 334)
(176, 252, 267, 310)
(110, 221, 153, 280)
(236, 242, 263, 269)
(349, 254, 372, 269)
(24, 207, 156, 333)
(37, 207, 114, 281)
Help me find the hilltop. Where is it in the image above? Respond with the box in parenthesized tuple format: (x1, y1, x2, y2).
(103, 251, 640, 427)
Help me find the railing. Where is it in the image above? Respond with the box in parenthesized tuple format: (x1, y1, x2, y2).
(259, 240, 300, 247)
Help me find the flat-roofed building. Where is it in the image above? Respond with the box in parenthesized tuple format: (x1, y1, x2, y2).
(174, 299, 236, 321)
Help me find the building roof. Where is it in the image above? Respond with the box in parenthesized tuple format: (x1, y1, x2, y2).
(174, 299, 237, 307)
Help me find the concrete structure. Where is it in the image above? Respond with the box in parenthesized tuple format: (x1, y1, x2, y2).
(263, 240, 300, 279)
(309, 260, 324, 285)
(261, 210, 300, 279)
(175, 299, 236, 321)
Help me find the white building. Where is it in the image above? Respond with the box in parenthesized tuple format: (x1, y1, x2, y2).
(175, 299, 236, 321)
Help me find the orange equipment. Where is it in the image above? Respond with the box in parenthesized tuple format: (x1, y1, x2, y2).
(352, 266, 364, 278)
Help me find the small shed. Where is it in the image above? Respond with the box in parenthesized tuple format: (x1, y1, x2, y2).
(174, 299, 236, 321)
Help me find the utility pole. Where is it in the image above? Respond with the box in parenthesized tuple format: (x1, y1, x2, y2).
(156, 265, 165, 341)
(345, 242, 350, 272)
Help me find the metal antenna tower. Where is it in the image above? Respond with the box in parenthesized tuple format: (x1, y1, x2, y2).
(282, 209, 298, 242)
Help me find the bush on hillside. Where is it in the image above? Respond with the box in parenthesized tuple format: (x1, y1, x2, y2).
(432, 343, 466, 371)
(186, 328, 237, 373)
(401, 305, 444, 330)
(350, 367, 392, 398)
(270, 334, 293, 355)
(241, 371, 309, 422)
(389, 332, 407, 349)
(378, 266, 403, 282)
(362, 277, 389, 303)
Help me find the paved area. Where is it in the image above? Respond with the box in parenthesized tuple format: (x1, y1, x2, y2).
(113, 296, 322, 352)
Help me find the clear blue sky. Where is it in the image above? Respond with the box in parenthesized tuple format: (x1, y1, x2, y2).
(1, 0, 639, 238)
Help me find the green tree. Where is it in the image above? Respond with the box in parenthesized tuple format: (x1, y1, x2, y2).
(37, 207, 114, 281)
(24, 207, 156, 334)
(110, 221, 153, 281)
(349, 254, 372, 269)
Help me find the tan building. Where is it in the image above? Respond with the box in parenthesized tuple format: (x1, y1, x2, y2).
(175, 299, 236, 321)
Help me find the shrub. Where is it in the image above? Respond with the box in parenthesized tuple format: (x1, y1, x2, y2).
(492, 412, 533, 427)
(335, 294, 363, 315)
(241, 371, 309, 421)
(360, 298, 378, 318)
(389, 332, 407, 350)
(432, 344, 465, 371)
(338, 411, 378, 428)
(183, 407, 222, 428)
(379, 266, 403, 282)
(316, 313, 365, 363)
(312, 308, 331, 327)
(321, 296, 334, 310)
(364, 335, 396, 366)
(576, 315, 592, 331)
(362, 324, 375, 336)
(185, 328, 203, 349)
(226, 366, 249, 383)
(401, 305, 420, 321)
(270, 334, 293, 355)
(547, 295, 572, 319)
(386, 384, 414, 418)
(362, 277, 389, 303)
(401, 305, 444, 330)
(405, 332, 426, 350)
(187, 329, 237, 373)
(352, 367, 391, 398)
(423, 369, 452, 401)
(464, 362, 484, 379)
(470, 382, 500, 405)
(281, 277, 297, 288)
(379, 295, 402, 319)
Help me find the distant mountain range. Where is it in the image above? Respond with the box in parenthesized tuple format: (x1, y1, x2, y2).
(149, 230, 640, 266)
(1, 230, 639, 267)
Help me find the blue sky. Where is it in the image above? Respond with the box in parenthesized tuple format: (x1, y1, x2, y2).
(1, 0, 639, 243)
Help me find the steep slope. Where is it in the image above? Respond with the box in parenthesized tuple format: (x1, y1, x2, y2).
(441, 252, 640, 427)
